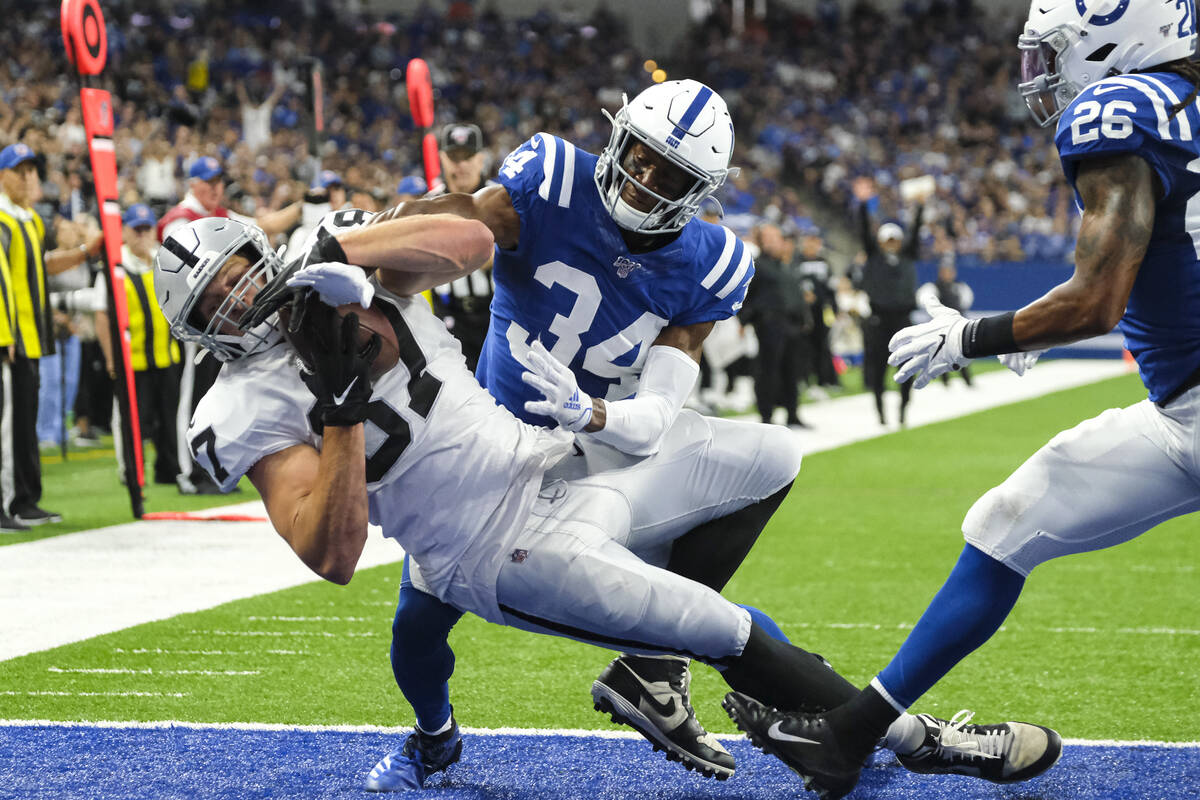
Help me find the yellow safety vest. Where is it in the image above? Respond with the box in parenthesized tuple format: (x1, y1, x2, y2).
(123, 270, 180, 371)
(0, 245, 14, 348)
(0, 208, 50, 358)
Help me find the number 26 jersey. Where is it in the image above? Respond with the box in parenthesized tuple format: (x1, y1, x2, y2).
(1056, 71, 1200, 402)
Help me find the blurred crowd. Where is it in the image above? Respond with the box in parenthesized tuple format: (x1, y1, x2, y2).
(683, 0, 1079, 265)
(0, 0, 1082, 526)
(1, 0, 1077, 265)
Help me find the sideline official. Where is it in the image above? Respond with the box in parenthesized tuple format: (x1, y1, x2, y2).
(428, 124, 494, 370)
(0, 143, 101, 527)
(100, 205, 182, 485)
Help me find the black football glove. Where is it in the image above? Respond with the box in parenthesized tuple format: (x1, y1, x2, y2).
(287, 292, 380, 427)
(238, 227, 350, 332)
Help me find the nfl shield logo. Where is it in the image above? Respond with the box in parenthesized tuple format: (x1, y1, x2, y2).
(614, 256, 642, 278)
(510, 549, 529, 563)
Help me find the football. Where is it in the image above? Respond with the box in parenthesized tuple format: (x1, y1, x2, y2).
(279, 297, 401, 381)
(337, 301, 400, 380)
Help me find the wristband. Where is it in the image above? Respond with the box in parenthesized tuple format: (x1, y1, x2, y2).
(313, 227, 349, 265)
(961, 312, 1018, 358)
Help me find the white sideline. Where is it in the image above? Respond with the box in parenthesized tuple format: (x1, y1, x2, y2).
(0, 718, 1195, 749)
(0, 516, 405, 662)
(780, 358, 1132, 455)
(0, 360, 1134, 663)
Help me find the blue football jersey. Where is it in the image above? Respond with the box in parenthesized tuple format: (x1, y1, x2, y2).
(477, 133, 753, 425)
(1055, 71, 1200, 403)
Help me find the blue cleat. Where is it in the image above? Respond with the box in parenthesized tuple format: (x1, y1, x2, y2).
(364, 718, 463, 791)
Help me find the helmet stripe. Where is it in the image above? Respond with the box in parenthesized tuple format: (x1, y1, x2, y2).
(667, 86, 713, 148)
(162, 236, 199, 268)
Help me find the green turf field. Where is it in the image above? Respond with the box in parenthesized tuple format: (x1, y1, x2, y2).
(5, 437, 256, 545)
(2, 372, 1196, 743)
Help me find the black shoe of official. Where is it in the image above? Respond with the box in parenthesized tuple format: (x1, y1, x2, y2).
(0, 513, 30, 533)
(178, 474, 227, 495)
(897, 711, 1063, 783)
(722, 692, 864, 800)
(13, 506, 62, 526)
(592, 655, 735, 780)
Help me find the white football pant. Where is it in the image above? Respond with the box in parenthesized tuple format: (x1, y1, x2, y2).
(444, 411, 802, 660)
(965, 385, 1200, 576)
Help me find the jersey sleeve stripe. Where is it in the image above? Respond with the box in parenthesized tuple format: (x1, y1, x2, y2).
(1136, 74, 1193, 141)
(715, 247, 752, 299)
(700, 227, 737, 289)
(537, 134, 559, 202)
(1103, 76, 1172, 140)
(557, 140, 576, 208)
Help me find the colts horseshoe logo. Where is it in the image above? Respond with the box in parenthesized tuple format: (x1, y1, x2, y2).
(1075, 0, 1130, 26)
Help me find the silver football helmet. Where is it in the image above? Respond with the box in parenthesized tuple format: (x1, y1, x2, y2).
(595, 79, 734, 234)
(154, 217, 285, 362)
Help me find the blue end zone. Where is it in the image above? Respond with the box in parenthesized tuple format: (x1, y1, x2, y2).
(1, 724, 1197, 799)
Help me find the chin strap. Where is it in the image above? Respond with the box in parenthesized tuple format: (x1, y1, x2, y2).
(610, 195, 654, 231)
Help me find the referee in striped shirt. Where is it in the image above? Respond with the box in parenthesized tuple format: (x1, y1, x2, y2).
(0, 143, 102, 529)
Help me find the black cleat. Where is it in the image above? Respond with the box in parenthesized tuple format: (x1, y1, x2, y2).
(0, 513, 29, 533)
(722, 691, 863, 800)
(592, 654, 734, 780)
(12, 506, 62, 526)
(897, 711, 1063, 783)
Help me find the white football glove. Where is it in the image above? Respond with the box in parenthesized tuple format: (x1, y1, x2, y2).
(286, 262, 375, 309)
(521, 340, 593, 431)
(888, 297, 971, 389)
(998, 349, 1045, 376)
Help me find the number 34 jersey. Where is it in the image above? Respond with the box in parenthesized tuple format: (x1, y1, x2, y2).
(1056, 70, 1200, 403)
(187, 291, 573, 614)
(477, 133, 755, 425)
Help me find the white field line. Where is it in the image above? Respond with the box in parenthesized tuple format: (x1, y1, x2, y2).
(111, 648, 308, 656)
(186, 630, 380, 637)
(773, 358, 1132, 455)
(46, 667, 259, 676)
(780, 622, 1200, 636)
(0, 718, 1195, 749)
(245, 615, 371, 622)
(0, 693, 188, 698)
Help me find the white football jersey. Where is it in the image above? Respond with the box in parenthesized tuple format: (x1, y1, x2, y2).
(188, 211, 573, 610)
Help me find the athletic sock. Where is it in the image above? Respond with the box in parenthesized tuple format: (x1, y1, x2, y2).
(877, 544, 1025, 708)
(417, 712, 454, 737)
(882, 712, 926, 755)
(827, 683, 903, 755)
(391, 561, 465, 733)
(718, 621, 858, 711)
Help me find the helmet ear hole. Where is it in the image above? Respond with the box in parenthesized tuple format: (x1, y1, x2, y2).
(1086, 43, 1117, 62)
